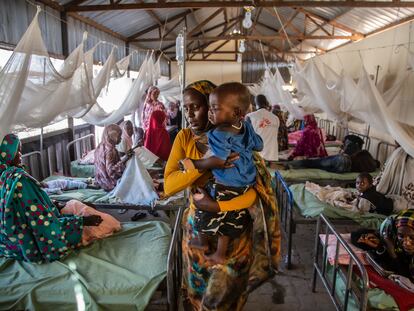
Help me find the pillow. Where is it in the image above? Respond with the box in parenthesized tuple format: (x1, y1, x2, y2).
(319, 233, 368, 265)
(61, 200, 121, 246)
(78, 149, 95, 165)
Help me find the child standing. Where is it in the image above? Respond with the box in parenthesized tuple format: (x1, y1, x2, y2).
(182, 82, 263, 264)
(355, 172, 393, 216)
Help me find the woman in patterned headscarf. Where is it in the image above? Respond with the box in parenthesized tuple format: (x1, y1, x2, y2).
(0, 134, 102, 263)
(141, 86, 166, 132)
(378, 209, 414, 280)
(164, 80, 281, 310)
(94, 124, 133, 191)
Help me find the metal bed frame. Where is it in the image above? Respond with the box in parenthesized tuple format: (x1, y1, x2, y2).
(312, 214, 369, 311)
(274, 171, 357, 269)
(66, 133, 95, 162)
(375, 141, 397, 165)
(21, 147, 185, 311)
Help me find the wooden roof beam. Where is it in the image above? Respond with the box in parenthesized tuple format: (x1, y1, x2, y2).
(161, 16, 241, 51)
(127, 9, 195, 40)
(66, 1, 414, 11)
(295, 8, 365, 39)
(137, 34, 362, 42)
(188, 8, 224, 36)
(203, 40, 230, 59)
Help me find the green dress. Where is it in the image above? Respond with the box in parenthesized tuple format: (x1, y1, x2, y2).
(0, 134, 83, 263)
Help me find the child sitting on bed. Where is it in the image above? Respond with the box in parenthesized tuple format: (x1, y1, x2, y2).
(181, 82, 263, 264)
(355, 172, 393, 216)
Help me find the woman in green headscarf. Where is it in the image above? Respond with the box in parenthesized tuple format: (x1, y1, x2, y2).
(0, 134, 102, 264)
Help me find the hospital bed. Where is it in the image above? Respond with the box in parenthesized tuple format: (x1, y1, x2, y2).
(0, 205, 185, 311)
(312, 214, 403, 311)
(67, 133, 96, 178)
(274, 171, 386, 269)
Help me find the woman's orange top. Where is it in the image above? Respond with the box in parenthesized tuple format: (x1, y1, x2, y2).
(164, 129, 257, 212)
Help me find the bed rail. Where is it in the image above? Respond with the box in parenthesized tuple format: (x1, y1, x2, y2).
(312, 214, 369, 311)
(274, 171, 295, 269)
(375, 141, 397, 165)
(21, 151, 43, 180)
(67, 134, 95, 161)
(167, 205, 185, 311)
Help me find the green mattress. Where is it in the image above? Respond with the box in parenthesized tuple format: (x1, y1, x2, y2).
(43, 176, 185, 207)
(290, 183, 386, 229)
(326, 263, 398, 310)
(278, 169, 379, 182)
(70, 160, 95, 178)
(0, 221, 171, 311)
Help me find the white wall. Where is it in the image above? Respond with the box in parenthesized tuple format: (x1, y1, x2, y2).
(171, 61, 242, 85)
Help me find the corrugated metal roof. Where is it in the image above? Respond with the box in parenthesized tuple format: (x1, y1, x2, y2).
(53, 0, 414, 60)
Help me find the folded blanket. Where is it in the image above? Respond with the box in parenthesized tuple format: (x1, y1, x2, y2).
(305, 182, 357, 211)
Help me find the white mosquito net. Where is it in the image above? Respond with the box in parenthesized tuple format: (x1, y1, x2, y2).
(0, 7, 177, 138)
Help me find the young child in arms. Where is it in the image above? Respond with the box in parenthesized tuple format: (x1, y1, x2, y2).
(182, 82, 263, 264)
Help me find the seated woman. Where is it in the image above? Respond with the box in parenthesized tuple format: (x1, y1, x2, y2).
(288, 114, 327, 160)
(164, 80, 281, 310)
(0, 134, 103, 263)
(94, 124, 133, 191)
(144, 110, 172, 162)
(95, 124, 158, 207)
(116, 120, 134, 156)
(354, 210, 414, 283)
(288, 149, 379, 173)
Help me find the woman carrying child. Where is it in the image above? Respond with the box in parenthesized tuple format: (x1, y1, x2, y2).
(181, 82, 264, 264)
(164, 80, 281, 310)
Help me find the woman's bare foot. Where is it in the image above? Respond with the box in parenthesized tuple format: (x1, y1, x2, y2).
(206, 252, 226, 265)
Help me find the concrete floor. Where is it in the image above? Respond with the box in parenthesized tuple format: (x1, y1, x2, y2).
(105, 208, 338, 311)
(244, 222, 335, 311)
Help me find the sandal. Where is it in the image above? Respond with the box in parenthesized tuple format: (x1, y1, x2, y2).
(131, 212, 147, 221)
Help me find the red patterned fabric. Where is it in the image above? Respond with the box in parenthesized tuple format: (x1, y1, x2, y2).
(291, 114, 327, 158)
(144, 110, 172, 161)
(365, 266, 414, 311)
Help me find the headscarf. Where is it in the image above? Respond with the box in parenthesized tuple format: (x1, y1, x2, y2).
(167, 102, 179, 120)
(142, 86, 165, 131)
(144, 110, 172, 161)
(396, 209, 414, 230)
(94, 124, 124, 191)
(184, 80, 216, 148)
(0, 134, 83, 263)
(291, 114, 327, 158)
(120, 121, 133, 151)
(102, 124, 122, 146)
(304, 114, 318, 129)
(0, 133, 20, 175)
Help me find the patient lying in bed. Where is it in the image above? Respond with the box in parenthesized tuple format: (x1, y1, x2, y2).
(305, 173, 394, 216)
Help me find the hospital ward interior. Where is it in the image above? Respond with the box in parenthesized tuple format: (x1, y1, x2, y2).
(1, 0, 414, 310)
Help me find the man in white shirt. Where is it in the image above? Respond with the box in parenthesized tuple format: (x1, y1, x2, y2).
(245, 94, 280, 161)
